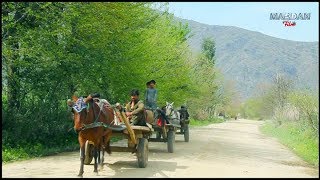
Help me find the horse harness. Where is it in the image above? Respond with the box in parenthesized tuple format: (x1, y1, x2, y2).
(75, 99, 107, 132)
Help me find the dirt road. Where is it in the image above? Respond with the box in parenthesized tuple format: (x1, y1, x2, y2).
(2, 119, 318, 178)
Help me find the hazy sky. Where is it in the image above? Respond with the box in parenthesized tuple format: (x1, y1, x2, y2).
(168, 2, 319, 42)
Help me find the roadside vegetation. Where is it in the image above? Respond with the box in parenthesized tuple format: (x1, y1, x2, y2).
(260, 120, 318, 167)
(241, 74, 319, 167)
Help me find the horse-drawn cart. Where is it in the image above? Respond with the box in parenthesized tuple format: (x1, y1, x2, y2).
(148, 102, 190, 153)
(149, 121, 179, 153)
(83, 108, 152, 168)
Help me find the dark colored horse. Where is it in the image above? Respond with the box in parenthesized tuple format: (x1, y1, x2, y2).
(67, 95, 114, 177)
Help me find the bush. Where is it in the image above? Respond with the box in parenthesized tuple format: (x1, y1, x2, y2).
(260, 120, 319, 167)
(2, 146, 29, 163)
(288, 91, 319, 136)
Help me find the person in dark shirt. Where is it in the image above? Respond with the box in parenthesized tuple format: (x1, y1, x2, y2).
(178, 105, 190, 132)
(179, 105, 190, 121)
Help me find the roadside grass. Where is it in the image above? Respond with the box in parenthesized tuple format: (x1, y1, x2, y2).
(260, 120, 319, 167)
(2, 143, 79, 164)
(189, 117, 225, 127)
(2, 136, 123, 164)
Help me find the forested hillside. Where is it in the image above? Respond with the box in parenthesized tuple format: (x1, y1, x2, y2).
(176, 18, 319, 100)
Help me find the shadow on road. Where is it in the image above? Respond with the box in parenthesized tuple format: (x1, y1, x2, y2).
(106, 160, 188, 177)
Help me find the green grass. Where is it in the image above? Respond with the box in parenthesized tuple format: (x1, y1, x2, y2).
(189, 117, 225, 127)
(260, 120, 319, 167)
(2, 136, 123, 164)
(2, 142, 79, 164)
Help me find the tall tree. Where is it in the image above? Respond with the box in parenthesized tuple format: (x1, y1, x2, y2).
(201, 37, 216, 65)
(187, 37, 219, 119)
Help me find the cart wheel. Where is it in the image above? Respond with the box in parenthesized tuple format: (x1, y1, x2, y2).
(137, 138, 148, 168)
(84, 140, 94, 165)
(167, 130, 175, 153)
(180, 128, 184, 134)
(180, 121, 185, 134)
(184, 124, 189, 142)
(156, 131, 161, 139)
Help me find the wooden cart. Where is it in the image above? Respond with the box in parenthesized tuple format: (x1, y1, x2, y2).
(83, 108, 152, 168)
(148, 118, 180, 153)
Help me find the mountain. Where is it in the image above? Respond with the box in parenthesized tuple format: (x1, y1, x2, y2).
(176, 18, 319, 101)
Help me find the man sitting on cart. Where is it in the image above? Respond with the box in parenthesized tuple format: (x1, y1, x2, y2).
(125, 89, 147, 126)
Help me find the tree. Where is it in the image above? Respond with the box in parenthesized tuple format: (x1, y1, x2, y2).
(272, 73, 293, 110)
(289, 90, 319, 134)
(187, 37, 220, 119)
(201, 37, 216, 65)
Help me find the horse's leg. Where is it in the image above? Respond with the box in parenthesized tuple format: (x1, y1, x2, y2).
(99, 144, 105, 170)
(99, 137, 105, 169)
(105, 140, 110, 154)
(97, 146, 101, 164)
(93, 146, 98, 174)
(105, 131, 112, 155)
(78, 138, 85, 177)
(101, 149, 105, 163)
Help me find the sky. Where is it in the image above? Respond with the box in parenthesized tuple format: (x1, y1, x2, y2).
(168, 2, 319, 42)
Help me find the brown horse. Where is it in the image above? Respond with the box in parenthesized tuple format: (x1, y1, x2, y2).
(67, 95, 114, 177)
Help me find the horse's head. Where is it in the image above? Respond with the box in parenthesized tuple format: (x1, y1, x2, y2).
(67, 95, 93, 132)
(165, 101, 174, 116)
